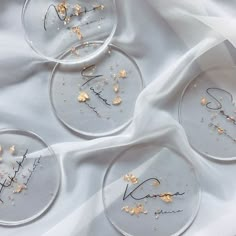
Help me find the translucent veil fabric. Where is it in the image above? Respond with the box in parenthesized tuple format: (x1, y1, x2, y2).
(1, 0, 236, 235)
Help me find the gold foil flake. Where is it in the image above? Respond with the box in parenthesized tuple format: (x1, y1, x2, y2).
(64, 16, 71, 25)
(78, 91, 90, 102)
(122, 204, 147, 216)
(13, 184, 26, 194)
(160, 193, 173, 203)
(94, 4, 105, 10)
(119, 69, 127, 78)
(123, 174, 129, 181)
(56, 1, 68, 15)
(9, 145, 15, 155)
(71, 47, 79, 56)
(152, 179, 160, 187)
(74, 4, 82, 16)
(72, 27, 83, 40)
(122, 206, 129, 213)
(112, 96, 122, 105)
(0, 145, 2, 154)
(113, 84, 119, 93)
(129, 209, 135, 215)
(201, 97, 208, 106)
(123, 173, 139, 184)
(217, 127, 224, 135)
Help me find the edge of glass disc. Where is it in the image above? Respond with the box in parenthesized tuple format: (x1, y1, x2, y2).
(0, 128, 61, 226)
(21, 0, 117, 65)
(102, 147, 202, 236)
(178, 66, 236, 161)
(49, 41, 145, 138)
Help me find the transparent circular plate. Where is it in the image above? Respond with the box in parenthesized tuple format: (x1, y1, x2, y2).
(179, 67, 236, 160)
(102, 147, 201, 236)
(50, 42, 144, 137)
(22, 0, 117, 64)
(0, 129, 60, 226)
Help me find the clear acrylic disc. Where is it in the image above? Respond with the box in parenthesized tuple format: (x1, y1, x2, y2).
(0, 129, 60, 225)
(179, 67, 236, 160)
(102, 147, 201, 236)
(50, 42, 144, 137)
(22, 0, 117, 64)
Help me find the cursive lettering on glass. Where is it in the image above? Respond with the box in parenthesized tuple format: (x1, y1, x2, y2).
(123, 177, 185, 201)
(0, 149, 28, 203)
(90, 87, 111, 106)
(44, 4, 104, 31)
(81, 65, 103, 87)
(205, 88, 233, 110)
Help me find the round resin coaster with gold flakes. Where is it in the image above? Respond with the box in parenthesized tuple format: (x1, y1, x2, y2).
(22, 0, 117, 64)
(50, 42, 144, 137)
(102, 147, 201, 236)
(179, 67, 236, 160)
(0, 129, 60, 226)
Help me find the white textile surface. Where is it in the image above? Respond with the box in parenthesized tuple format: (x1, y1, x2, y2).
(1, 0, 236, 235)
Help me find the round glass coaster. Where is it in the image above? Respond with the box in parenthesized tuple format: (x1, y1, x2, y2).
(50, 42, 144, 137)
(179, 67, 236, 160)
(102, 147, 201, 236)
(22, 0, 117, 64)
(0, 129, 60, 226)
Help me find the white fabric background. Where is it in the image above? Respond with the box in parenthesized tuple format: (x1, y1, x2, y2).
(1, 0, 236, 235)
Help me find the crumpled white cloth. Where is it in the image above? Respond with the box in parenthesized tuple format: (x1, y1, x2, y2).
(1, 0, 236, 235)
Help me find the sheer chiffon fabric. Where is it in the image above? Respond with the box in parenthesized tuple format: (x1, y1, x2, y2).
(0, 0, 236, 235)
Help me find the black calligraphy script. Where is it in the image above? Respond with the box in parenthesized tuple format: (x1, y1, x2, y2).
(0, 150, 42, 203)
(123, 178, 185, 201)
(155, 209, 183, 216)
(90, 87, 111, 106)
(44, 4, 103, 31)
(0, 150, 28, 203)
(81, 65, 103, 87)
(204, 88, 236, 126)
(205, 88, 233, 110)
